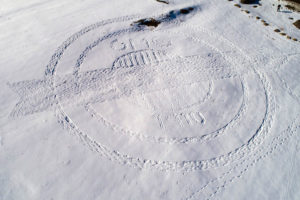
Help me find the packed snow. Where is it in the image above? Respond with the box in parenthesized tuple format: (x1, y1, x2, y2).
(0, 0, 299, 199)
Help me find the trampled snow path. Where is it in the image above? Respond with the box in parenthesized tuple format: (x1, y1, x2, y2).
(0, 0, 300, 199)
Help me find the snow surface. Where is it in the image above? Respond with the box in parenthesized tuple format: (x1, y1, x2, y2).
(0, 0, 300, 199)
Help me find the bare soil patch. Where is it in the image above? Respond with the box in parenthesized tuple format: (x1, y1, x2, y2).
(293, 20, 300, 29)
(240, 0, 260, 4)
(156, 0, 169, 4)
(134, 18, 161, 27)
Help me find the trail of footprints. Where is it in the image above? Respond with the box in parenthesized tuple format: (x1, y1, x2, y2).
(228, 0, 300, 43)
(185, 116, 300, 200)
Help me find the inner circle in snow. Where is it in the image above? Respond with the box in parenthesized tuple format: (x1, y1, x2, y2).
(74, 29, 246, 142)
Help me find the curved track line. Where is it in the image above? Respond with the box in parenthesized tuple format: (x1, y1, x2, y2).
(185, 116, 300, 200)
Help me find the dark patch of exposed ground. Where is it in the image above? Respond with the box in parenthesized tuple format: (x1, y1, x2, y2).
(285, 0, 300, 3)
(240, 0, 260, 4)
(156, 0, 169, 4)
(133, 18, 161, 27)
(132, 6, 198, 28)
(293, 20, 300, 29)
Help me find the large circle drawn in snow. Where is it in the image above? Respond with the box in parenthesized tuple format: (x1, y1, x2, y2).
(47, 16, 275, 171)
